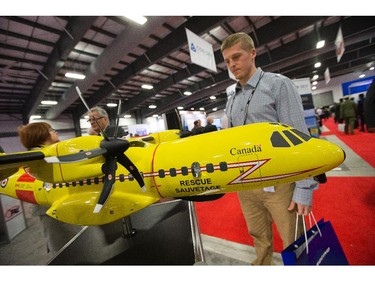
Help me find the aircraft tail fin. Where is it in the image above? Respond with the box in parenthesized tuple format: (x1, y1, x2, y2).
(0, 167, 19, 181)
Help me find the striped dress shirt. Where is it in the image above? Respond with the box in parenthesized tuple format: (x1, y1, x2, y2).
(225, 67, 318, 205)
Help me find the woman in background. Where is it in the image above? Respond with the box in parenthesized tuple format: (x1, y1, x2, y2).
(18, 122, 59, 149)
(18, 122, 82, 255)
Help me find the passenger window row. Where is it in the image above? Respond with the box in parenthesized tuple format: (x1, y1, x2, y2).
(50, 162, 231, 187)
(157, 162, 228, 178)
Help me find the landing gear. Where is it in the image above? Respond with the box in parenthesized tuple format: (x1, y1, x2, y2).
(121, 216, 136, 238)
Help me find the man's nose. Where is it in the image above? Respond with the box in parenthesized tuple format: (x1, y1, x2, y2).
(227, 59, 235, 69)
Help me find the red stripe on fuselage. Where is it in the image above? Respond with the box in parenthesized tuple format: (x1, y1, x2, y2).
(55, 143, 66, 183)
(151, 144, 163, 197)
(17, 173, 36, 182)
(15, 190, 37, 204)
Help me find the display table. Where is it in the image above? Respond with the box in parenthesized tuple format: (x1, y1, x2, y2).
(49, 199, 204, 265)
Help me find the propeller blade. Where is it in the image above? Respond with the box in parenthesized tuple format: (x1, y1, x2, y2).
(93, 157, 117, 213)
(117, 153, 146, 192)
(113, 99, 122, 138)
(44, 148, 107, 164)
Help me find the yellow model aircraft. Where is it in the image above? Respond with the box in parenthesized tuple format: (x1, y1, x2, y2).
(0, 121, 345, 226)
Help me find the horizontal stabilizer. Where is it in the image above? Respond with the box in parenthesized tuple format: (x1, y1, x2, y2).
(0, 151, 45, 165)
(0, 151, 46, 179)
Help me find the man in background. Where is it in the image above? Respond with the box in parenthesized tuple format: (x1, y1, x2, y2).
(203, 116, 218, 133)
(340, 97, 357, 135)
(364, 81, 375, 133)
(191, 119, 204, 135)
(88, 106, 126, 138)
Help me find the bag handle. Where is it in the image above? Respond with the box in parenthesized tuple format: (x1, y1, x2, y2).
(295, 212, 322, 254)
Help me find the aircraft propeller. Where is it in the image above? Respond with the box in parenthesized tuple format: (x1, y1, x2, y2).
(75, 86, 146, 213)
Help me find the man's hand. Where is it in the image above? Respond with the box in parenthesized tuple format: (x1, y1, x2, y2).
(288, 201, 311, 215)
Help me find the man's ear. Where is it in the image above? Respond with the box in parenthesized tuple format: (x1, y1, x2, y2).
(251, 48, 257, 61)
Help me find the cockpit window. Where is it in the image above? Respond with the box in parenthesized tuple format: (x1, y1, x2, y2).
(282, 130, 303, 145)
(270, 131, 290, 147)
(291, 129, 311, 141)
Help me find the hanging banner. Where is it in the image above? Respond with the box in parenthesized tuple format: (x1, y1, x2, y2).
(324, 67, 331, 84)
(335, 27, 345, 63)
(185, 28, 217, 72)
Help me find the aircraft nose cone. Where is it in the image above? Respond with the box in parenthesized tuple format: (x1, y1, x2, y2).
(326, 142, 346, 169)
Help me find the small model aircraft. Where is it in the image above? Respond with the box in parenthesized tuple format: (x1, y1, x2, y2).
(0, 88, 345, 226)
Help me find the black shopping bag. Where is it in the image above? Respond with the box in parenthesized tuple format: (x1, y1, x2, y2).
(281, 219, 349, 265)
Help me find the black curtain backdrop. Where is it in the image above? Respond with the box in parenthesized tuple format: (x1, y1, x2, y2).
(165, 110, 181, 130)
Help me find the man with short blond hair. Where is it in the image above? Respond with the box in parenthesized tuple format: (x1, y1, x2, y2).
(221, 32, 318, 265)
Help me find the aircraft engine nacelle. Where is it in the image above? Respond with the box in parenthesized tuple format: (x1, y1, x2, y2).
(26, 136, 106, 183)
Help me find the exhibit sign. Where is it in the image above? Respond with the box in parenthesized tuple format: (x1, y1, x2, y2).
(186, 28, 217, 72)
(293, 78, 319, 138)
(341, 76, 375, 96)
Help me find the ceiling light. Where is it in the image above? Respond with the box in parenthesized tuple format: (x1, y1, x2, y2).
(177, 106, 184, 110)
(316, 40, 325, 49)
(312, 74, 319, 80)
(30, 115, 41, 120)
(152, 115, 159, 118)
(370, 66, 374, 71)
(123, 16, 147, 25)
(359, 74, 365, 78)
(65, 72, 86, 80)
(312, 86, 317, 90)
(149, 104, 157, 109)
(41, 100, 58, 105)
(312, 81, 318, 86)
(314, 62, 321, 68)
(184, 91, 192, 96)
(212, 107, 217, 111)
(142, 84, 153, 90)
(199, 107, 205, 111)
(124, 115, 132, 118)
(107, 103, 117, 107)
(210, 96, 216, 100)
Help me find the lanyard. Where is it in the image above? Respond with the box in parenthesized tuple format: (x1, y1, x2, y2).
(229, 71, 264, 127)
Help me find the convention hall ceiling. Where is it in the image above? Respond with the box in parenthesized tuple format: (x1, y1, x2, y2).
(0, 16, 374, 122)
